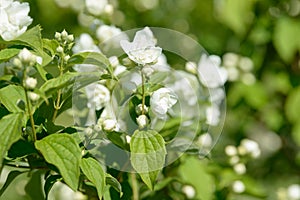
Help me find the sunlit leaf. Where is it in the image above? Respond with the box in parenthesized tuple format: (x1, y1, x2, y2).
(106, 174, 122, 195)
(0, 85, 26, 113)
(285, 86, 300, 123)
(80, 157, 106, 199)
(35, 133, 81, 191)
(0, 48, 20, 61)
(130, 129, 166, 190)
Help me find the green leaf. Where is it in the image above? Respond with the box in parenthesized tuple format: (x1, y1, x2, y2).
(0, 85, 26, 113)
(273, 18, 300, 62)
(42, 39, 59, 57)
(35, 133, 81, 191)
(107, 131, 129, 150)
(105, 174, 122, 195)
(216, 0, 256, 36)
(0, 113, 23, 168)
(179, 156, 214, 200)
(130, 129, 166, 190)
(285, 87, 300, 124)
(40, 72, 78, 97)
(0, 48, 20, 61)
(80, 157, 106, 199)
(13, 26, 43, 52)
(44, 174, 62, 200)
(68, 51, 110, 67)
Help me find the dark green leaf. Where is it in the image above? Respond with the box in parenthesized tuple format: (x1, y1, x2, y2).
(130, 129, 166, 190)
(42, 39, 59, 57)
(105, 174, 122, 195)
(107, 131, 129, 150)
(35, 133, 81, 191)
(7, 139, 38, 159)
(80, 157, 106, 199)
(0, 113, 23, 168)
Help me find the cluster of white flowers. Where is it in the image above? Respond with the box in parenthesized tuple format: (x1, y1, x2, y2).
(223, 52, 256, 85)
(0, 0, 33, 41)
(225, 139, 261, 175)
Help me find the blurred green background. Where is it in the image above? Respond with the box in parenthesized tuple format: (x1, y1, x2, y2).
(1, 0, 300, 199)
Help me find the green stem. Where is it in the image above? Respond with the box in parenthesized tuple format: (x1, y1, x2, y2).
(52, 59, 64, 122)
(24, 89, 37, 141)
(131, 173, 139, 200)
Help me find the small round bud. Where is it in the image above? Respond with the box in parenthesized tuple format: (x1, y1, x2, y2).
(67, 34, 74, 42)
(225, 145, 237, 156)
(61, 29, 68, 40)
(56, 46, 64, 53)
(55, 32, 61, 40)
(28, 92, 40, 101)
(64, 55, 70, 62)
(18, 48, 35, 64)
(233, 163, 246, 175)
(25, 77, 37, 89)
(13, 58, 22, 69)
(232, 180, 245, 193)
(185, 61, 197, 74)
(102, 119, 116, 131)
(182, 185, 196, 199)
(136, 114, 148, 129)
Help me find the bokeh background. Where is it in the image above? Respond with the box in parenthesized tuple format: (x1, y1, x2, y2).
(1, 0, 300, 199)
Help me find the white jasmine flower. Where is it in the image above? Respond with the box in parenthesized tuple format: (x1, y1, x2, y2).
(96, 25, 122, 42)
(225, 145, 238, 156)
(185, 61, 197, 74)
(205, 104, 221, 126)
(25, 77, 37, 89)
(198, 54, 228, 88)
(240, 139, 261, 158)
(150, 88, 177, 119)
(0, 0, 33, 41)
(182, 185, 196, 199)
(86, 83, 110, 110)
(85, 0, 108, 16)
(136, 114, 148, 129)
(73, 33, 101, 53)
(233, 163, 246, 175)
(120, 27, 162, 65)
(28, 92, 40, 101)
(102, 119, 116, 131)
(287, 184, 300, 200)
(232, 180, 245, 193)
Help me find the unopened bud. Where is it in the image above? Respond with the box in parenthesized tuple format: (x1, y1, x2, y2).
(55, 32, 61, 41)
(64, 55, 70, 62)
(185, 61, 197, 74)
(25, 77, 37, 89)
(136, 114, 148, 129)
(18, 48, 35, 64)
(13, 58, 22, 69)
(104, 4, 114, 15)
(135, 104, 148, 115)
(102, 119, 116, 131)
(56, 46, 64, 53)
(67, 34, 74, 42)
(28, 92, 40, 101)
(61, 29, 68, 40)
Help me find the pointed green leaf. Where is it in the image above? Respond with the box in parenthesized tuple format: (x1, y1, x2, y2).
(0, 113, 23, 167)
(105, 174, 122, 195)
(35, 133, 81, 191)
(0, 48, 20, 61)
(67, 52, 110, 69)
(130, 130, 166, 190)
(0, 85, 26, 113)
(40, 72, 78, 97)
(42, 39, 59, 57)
(80, 157, 106, 199)
(13, 26, 43, 52)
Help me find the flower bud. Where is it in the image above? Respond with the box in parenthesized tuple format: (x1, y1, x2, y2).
(185, 61, 197, 74)
(225, 145, 237, 156)
(104, 4, 114, 15)
(56, 46, 64, 53)
(182, 185, 196, 199)
(25, 77, 37, 89)
(18, 48, 35, 64)
(233, 163, 246, 175)
(55, 32, 61, 41)
(136, 114, 148, 129)
(232, 180, 245, 193)
(67, 34, 74, 42)
(102, 119, 116, 131)
(64, 55, 70, 62)
(28, 92, 40, 101)
(61, 29, 68, 40)
(13, 58, 22, 69)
